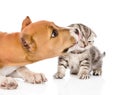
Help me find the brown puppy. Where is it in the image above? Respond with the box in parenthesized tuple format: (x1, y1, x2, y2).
(0, 16, 80, 89)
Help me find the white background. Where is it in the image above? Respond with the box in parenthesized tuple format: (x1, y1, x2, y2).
(0, 0, 119, 95)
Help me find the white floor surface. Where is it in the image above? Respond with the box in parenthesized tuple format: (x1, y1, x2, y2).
(0, 0, 120, 95)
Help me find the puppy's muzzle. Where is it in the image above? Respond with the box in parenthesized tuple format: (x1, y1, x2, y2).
(62, 28, 81, 53)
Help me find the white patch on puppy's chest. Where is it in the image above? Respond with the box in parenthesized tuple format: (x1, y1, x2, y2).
(0, 66, 20, 76)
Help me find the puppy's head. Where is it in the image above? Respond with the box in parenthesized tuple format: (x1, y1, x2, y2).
(67, 23, 96, 51)
(20, 16, 80, 61)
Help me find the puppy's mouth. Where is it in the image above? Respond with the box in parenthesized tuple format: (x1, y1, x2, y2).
(62, 48, 69, 53)
(62, 43, 77, 53)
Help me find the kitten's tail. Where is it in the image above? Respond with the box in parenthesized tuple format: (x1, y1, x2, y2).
(96, 52, 106, 63)
(101, 52, 106, 59)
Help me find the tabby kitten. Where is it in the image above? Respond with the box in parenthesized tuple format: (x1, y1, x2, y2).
(54, 24, 105, 79)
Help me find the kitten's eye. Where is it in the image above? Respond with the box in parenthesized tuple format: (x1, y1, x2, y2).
(88, 41, 92, 42)
(51, 29, 58, 38)
(88, 41, 94, 43)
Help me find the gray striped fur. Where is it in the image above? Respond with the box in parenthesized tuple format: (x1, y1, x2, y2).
(54, 24, 105, 79)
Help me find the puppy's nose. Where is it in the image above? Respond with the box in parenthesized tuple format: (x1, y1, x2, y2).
(74, 29, 79, 35)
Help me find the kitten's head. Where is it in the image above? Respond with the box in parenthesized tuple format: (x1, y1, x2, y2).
(67, 23, 96, 52)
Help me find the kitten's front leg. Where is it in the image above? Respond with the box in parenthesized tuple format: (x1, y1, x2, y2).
(78, 60, 91, 79)
(93, 60, 102, 76)
(93, 68, 102, 76)
(54, 56, 68, 79)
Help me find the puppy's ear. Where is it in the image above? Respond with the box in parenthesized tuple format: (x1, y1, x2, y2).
(21, 34, 36, 52)
(20, 16, 36, 52)
(21, 16, 32, 30)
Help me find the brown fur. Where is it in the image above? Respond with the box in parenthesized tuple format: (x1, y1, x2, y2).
(0, 16, 76, 67)
(0, 17, 79, 89)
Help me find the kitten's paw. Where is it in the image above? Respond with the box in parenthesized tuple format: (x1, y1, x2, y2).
(0, 77, 18, 90)
(54, 72, 65, 79)
(78, 72, 90, 79)
(93, 69, 102, 76)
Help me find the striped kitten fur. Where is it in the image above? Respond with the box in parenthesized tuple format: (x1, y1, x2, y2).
(54, 24, 105, 79)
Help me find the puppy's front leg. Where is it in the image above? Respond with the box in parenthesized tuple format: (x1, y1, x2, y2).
(54, 56, 68, 79)
(0, 76, 18, 89)
(12, 66, 47, 84)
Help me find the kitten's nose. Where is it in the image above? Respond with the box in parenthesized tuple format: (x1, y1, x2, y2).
(84, 41, 88, 47)
(84, 44, 87, 47)
(82, 41, 88, 48)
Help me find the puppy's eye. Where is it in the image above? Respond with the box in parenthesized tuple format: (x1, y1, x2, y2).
(51, 29, 58, 38)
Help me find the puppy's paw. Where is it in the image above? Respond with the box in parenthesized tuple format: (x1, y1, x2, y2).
(0, 77, 18, 90)
(24, 73, 47, 84)
(78, 72, 90, 79)
(93, 69, 102, 76)
(54, 72, 65, 79)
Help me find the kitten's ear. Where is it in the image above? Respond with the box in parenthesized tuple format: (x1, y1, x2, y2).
(90, 31, 97, 38)
(82, 25, 97, 39)
(87, 30, 97, 43)
(67, 24, 74, 27)
(21, 16, 32, 31)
